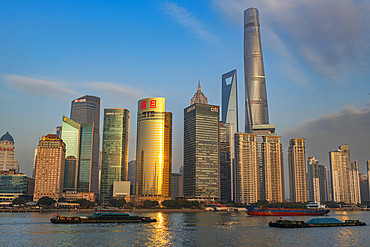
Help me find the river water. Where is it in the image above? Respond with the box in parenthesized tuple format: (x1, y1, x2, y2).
(1, 210, 369, 246)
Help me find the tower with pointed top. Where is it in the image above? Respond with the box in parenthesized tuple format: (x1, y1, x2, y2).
(183, 85, 220, 200)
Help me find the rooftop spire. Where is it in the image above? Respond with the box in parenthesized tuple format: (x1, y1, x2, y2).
(191, 80, 208, 105)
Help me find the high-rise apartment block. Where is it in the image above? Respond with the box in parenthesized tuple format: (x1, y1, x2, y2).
(222, 69, 238, 201)
(235, 133, 258, 204)
(183, 86, 220, 201)
(33, 134, 65, 201)
(135, 97, 172, 201)
(262, 135, 284, 202)
(330, 144, 361, 204)
(70, 95, 100, 195)
(0, 132, 19, 172)
(359, 173, 369, 204)
(100, 108, 130, 201)
(307, 157, 329, 203)
(288, 138, 307, 202)
(219, 122, 232, 202)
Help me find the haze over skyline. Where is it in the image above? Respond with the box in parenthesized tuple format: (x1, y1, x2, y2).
(1, 0, 369, 178)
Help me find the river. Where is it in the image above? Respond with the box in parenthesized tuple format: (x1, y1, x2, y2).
(1, 210, 369, 246)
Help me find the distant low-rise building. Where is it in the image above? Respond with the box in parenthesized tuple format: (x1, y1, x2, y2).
(0, 170, 34, 205)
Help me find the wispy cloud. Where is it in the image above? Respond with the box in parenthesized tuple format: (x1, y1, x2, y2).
(85, 82, 148, 101)
(162, 2, 216, 42)
(213, 0, 370, 84)
(2, 74, 79, 100)
(281, 106, 370, 169)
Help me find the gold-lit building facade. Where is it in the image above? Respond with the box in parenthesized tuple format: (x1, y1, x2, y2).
(235, 133, 258, 204)
(34, 134, 65, 202)
(135, 97, 172, 199)
(262, 135, 284, 203)
(288, 138, 307, 202)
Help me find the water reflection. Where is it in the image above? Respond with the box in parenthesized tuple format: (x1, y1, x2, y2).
(0, 211, 369, 246)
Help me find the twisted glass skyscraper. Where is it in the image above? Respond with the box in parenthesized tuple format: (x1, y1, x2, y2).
(244, 8, 272, 134)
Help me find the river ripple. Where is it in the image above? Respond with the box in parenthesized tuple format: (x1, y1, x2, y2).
(0, 211, 369, 246)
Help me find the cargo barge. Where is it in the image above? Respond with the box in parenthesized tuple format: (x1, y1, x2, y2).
(50, 212, 157, 224)
(246, 205, 330, 216)
(269, 218, 366, 228)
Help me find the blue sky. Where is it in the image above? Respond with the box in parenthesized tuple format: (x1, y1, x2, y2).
(1, 0, 370, 183)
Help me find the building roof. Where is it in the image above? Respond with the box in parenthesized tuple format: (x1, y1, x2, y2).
(0, 132, 14, 142)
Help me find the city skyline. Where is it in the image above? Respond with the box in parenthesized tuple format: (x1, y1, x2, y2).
(0, 1, 369, 180)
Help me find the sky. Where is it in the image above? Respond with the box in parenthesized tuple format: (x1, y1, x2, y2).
(1, 0, 369, 186)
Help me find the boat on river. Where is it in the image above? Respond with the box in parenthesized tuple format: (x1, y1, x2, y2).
(269, 218, 366, 228)
(50, 212, 157, 224)
(247, 204, 330, 216)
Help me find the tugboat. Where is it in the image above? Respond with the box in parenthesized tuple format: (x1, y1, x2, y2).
(51, 212, 157, 224)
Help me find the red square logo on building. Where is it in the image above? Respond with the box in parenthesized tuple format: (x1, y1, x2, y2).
(150, 100, 156, 108)
(141, 101, 147, 109)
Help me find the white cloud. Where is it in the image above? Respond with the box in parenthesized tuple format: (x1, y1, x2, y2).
(2, 74, 79, 100)
(162, 2, 216, 42)
(281, 106, 370, 170)
(212, 0, 370, 84)
(85, 82, 148, 101)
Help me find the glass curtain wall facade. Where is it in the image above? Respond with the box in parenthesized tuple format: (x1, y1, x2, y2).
(135, 97, 172, 197)
(100, 108, 130, 201)
(220, 122, 232, 202)
(222, 69, 238, 201)
(78, 123, 94, 192)
(183, 103, 220, 200)
(70, 95, 100, 195)
(62, 116, 80, 191)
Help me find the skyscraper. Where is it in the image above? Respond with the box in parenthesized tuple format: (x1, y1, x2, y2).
(135, 97, 172, 201)
(61, 116, 97, 194)
(307, 157, 329, 203)
(219, 122, 232, 202)
(222, 69, 238, 201)
(359, 173, 369, 204)
(0, 132, 19, 172)
(100, 108, 130, 201)
(70, 95, 100, 195)
(184, 86, 220, 201)
(262, 135, 284, 202)
(128, 160, 136, 195)
(33, 134, 65, 201)
(330, 144, 361, 204)
(235, 133, 258, 204)
(244, 7, 272, 134)
(288, 138, 307, 202)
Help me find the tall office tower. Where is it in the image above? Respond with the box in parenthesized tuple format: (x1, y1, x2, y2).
(262, 135, 284, 202)
(135, 97, 172, 201)
(288, 138, 307, 202)
(184, 87, 220, 201)
(220, 122, 232, 202)
(128, 160, 136, 195)
(56, 126, 62, 138)
(330, 144, 360, 204)
(61, 116, 97, 194)
(235, 133, 258, 204)
(70, 95, 100, 195)
(100, 108, 130, 201)
(171, 173, 181, 200)
(33, 134, 65, 201)
(0, 132, 19, 172)
(244, 8, 273, 134)
(222, 69, 238, 201)
(307, 157, 329, 203)
(359, 173, 369, 204)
